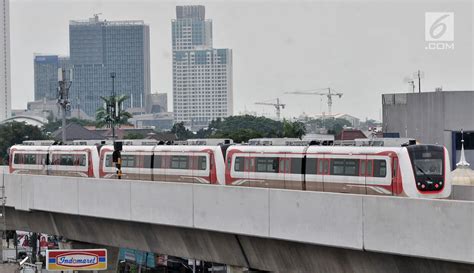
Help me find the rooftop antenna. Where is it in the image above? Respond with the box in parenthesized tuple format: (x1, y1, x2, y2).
(413, 70, 424, 93)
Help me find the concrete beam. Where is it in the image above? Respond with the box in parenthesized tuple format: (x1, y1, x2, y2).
(4, 174, 474, 264)
(5, 208, 474, 273)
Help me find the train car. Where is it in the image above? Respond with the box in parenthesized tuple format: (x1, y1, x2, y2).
(9, 145, 100, 178)
(99, 145, 226, 184)
(225, 144, 451, 198)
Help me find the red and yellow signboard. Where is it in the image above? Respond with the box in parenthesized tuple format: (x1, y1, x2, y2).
(46, 249, 107, 271)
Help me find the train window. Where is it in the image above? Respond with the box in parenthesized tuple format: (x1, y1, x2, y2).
(122, 155, 137, 168)
(318, 159, 329, 174)
(360, 160, 366, 176)
(234, 157, 244, 171)
(367, 160, 373, 176)
(74, 155, 87, 166)
(306, 158, 317, 174)
(256, 157, 279, 173)
(171, 155, 188, 169)
(374, 160, 387, 177)
(13, 154, 21, 164)
(197, 156, 207, 170)
(331, 159, 345, 175)
(330, 159, 359, 176)
(105, 154, 113, 167)
(290, 158, 303, 174)
(153, 155, 162, 168)
(25, 154, 36, 165)
(344, 159, 359, 176)
(59, 155, 74, 166)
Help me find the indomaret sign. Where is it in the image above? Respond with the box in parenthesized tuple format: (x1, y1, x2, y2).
(46, 249, 107, 271)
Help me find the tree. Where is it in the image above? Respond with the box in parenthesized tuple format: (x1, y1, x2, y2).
(0, 122, 48, 164)
(96, 95, 133, 128)
(170, 122, 193, 140)
(283, 120, 307, 139)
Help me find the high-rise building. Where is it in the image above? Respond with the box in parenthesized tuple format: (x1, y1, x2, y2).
(34, 55, 71, 101)
(146, 93, 168, 113)
(172, 5, 233, 128)
(0, 0, 11, 120)
(69, 15, 151, 116)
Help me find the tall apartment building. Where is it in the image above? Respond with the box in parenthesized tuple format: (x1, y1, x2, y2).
(34, 55, 71, 101)
(0, 0, 10, 120)
(69, 15, 151, 116)
(172, 5, 233, 128)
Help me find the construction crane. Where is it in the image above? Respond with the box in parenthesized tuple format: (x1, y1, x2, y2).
(285, 87, 343, 116)
(255, 98, 286, 120)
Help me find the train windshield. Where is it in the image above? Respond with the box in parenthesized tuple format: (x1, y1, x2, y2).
(407, 145, 445, 192)
(413, 156, 443, 176)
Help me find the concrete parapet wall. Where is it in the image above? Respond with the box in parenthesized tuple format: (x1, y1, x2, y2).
(3, 174, 473, 264)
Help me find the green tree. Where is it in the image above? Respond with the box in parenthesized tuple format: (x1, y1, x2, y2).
(170, 122, 194, 140)
(283, 120, 307, 139)
(0, 122, 48, 164)
(207, 115, 306, 143)
(96, 95, 133, 128)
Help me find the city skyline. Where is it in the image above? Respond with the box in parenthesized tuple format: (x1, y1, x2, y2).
(9, 0, 474, 120)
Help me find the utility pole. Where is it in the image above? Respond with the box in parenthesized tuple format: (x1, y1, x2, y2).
(110, 72, 116, 141)
(108, 72, 123, 179)
(58, 68, 73, 143)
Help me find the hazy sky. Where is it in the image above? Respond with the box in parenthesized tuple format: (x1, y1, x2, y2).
(10, 0, 474, 120)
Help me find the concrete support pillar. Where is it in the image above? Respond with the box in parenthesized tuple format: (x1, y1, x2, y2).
(62, 241, 119, 273)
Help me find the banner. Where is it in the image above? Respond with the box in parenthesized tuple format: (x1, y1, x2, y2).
(46, 249, 107, 271)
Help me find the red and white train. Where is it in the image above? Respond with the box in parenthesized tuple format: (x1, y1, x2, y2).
(9, 142, 451, 198)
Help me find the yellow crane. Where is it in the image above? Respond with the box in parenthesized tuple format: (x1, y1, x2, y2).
(255, 98, 286, 120)
(285, 87, 343, 116)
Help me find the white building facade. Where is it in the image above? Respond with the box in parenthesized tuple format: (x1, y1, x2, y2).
(0, 0, 10, 120)
(172, 5, 233, 129)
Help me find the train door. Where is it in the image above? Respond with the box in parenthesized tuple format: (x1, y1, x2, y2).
(319, 155, 330, 192)
(190, 152, 210, 184)
(305, 154, 323, 192)
(140, 152, 153, 181)
(250, 155, 269, 188)
(284, 154, 304, 190)
(152, 151, 166, 182)
(391, 156, 401, 195)
(243, 155, 254, 187)
(280, 156, 289, 189)
(358, 156, 368, 195)
(365, 157, 392, 196)
(230, 153, 249, 186)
